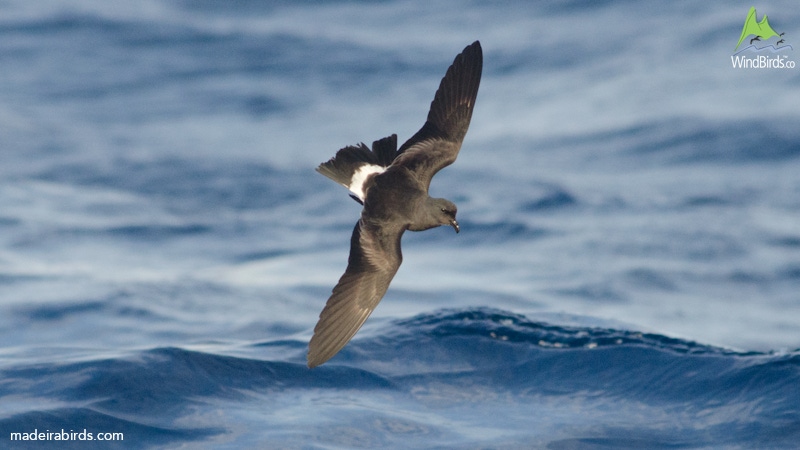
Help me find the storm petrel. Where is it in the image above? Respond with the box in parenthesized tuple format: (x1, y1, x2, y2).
(308, 41, 483, 368)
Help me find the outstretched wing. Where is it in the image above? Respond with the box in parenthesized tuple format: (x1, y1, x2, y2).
(307, 219, 403, 368)
(393, 41, 482, 190)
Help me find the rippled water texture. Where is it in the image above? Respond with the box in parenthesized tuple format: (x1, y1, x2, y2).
(1, 0, 799, 448)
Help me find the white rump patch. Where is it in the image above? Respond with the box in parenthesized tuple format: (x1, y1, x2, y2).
(348, 164, 385, 201)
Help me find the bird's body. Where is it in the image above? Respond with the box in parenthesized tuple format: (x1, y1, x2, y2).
(308, 41, 483, 368)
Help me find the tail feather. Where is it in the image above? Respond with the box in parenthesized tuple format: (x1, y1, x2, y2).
(371, 134, 398, 167)
(317, 143, 374, 187)
(317, 134, 399, 202)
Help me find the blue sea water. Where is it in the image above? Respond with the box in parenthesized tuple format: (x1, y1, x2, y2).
(1, 0, 799, 448)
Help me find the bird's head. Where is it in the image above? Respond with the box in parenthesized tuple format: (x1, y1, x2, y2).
(430, 198, 459, 233)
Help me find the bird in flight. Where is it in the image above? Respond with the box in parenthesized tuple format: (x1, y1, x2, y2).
(308, 41, 483, 368)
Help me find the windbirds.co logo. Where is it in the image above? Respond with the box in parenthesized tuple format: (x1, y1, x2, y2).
(731, 7, 795, 69)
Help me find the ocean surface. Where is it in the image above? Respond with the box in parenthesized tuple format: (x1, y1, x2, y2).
(2, 0, 799, 448)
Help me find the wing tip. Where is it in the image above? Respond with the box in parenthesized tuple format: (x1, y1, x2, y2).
(307, 351, 323, 368)
(466, 40, 482, 56)
(307, 334, 332, 368)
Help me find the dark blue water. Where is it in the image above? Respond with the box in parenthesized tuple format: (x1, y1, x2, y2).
(2, 1, 799, 448)
(2, 309, 799, 449)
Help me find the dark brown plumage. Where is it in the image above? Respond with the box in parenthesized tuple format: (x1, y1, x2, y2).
(308, 41, 483, 368)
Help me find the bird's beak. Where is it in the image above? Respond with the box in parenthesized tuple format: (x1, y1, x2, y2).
(450, 219, 460, 233)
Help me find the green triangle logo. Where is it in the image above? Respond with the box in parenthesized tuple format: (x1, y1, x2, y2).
(735, 7, 780, 50)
